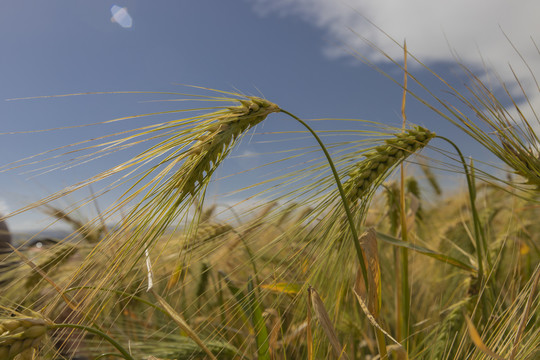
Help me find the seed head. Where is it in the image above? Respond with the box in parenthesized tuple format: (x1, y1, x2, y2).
(500, 138, 540, 190)
(176, 97, 280, 195)
(0, 317, 50, 359)
(344, 126, 435, 203)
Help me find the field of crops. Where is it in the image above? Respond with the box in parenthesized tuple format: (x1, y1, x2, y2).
(1, 54, 539, 360)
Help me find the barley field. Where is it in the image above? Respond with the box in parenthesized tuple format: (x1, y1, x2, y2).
(0, 49, 539, 360)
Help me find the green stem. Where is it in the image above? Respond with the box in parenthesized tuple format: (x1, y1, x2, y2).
(399, 164, 410, 349)
(375, 327, 389, 360)
(400, 246, 409, 348)
(94, 354, 128, 360)
(394, 246, 402, 342)
(436, 136, 485, 282)
(280, 109, 369, 290)
(49, 323, 135, 360)
(65, 286, 168, 315)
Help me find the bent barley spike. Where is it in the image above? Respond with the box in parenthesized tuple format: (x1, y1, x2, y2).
(179, 97, 280, 195)
(344, 126, 435, 204)
(0, 317, 50, 359)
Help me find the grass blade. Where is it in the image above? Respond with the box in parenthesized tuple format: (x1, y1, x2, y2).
(247, 277, 271, 360)
(152, 292, 218, 360)
(464, 314, 505, 360)
(376, 232, 477, 273)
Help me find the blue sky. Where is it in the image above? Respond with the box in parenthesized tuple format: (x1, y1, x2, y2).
(1, 0, 539, 231)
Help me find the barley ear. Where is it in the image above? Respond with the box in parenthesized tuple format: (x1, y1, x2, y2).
(499, 138, 540, 190)
(0, 317, 50, 359)
(344, 126, 435, 204)
(419, 160, 442, 195)
(177, 97, 280, 196)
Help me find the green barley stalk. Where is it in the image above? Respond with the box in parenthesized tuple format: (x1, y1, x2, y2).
(384, 182, 400, 235)
(350, 31, 540, 193)
(342, 125, 434, 349)
(5, 87, 436, 358)
(281, 123, 436, 313)
(289, 124, 435, 357)
(21, 92, 282, 331)
(399, 43, 411, 350)
(419, 160, 442, 196)
(280, 110, 371, 290)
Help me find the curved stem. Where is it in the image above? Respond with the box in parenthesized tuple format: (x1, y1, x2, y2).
(94, 354, 128, 360)
(436, 136, 485, 281)
(49, 323, 135, 360)
(280, 109, 369, 290)
(65, 286, 167, 315)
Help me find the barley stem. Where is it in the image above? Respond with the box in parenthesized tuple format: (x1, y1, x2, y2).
(94, 354, 128, 360)
(280, 109, 370, 292)
(399, 44, 410, 349)
(436, 136, 486, 281)
(375, 329, 389, 360)
(49, 323, 135, 360)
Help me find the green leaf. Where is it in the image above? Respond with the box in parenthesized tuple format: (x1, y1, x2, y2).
(259, 282, 301, 295)
(219, 271, 250, 316)
(376, 231, 477, 273)
(248, 277, 271, 360)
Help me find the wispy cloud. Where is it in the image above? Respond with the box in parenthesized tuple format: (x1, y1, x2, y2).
(250, 0, 540, 122)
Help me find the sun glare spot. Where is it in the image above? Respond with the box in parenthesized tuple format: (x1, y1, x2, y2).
(110, 5, 132, 28)
(0, 199, 9, 215)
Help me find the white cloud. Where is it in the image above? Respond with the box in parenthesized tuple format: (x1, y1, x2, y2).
(250, 0, 540, 125)
(250, 0, 539, 63)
